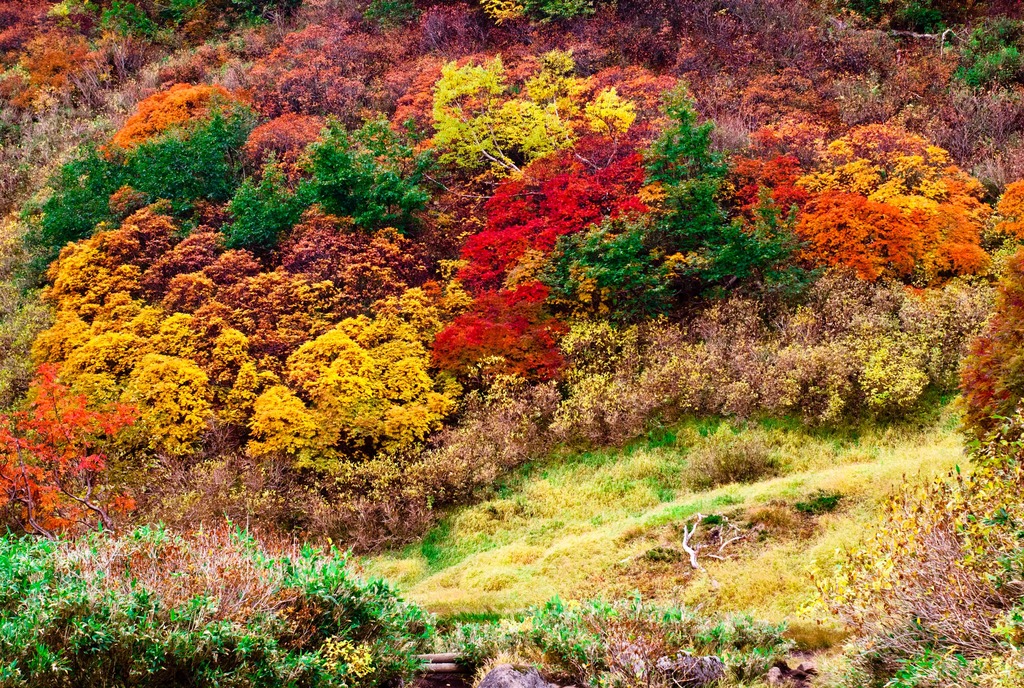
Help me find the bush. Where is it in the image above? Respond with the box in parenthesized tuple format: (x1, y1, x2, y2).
(303, 118, 431, 233)
(819, 414, 1024, 686)
(963, 249, 1024, 436)
(127, 109, 254, 215)
(30, 147, 129, 271)
(363, 0, 419, 27)
(684, 427, 780, 490)
(224, 163, 304, 251)
(0, 525, 433, 686)
(30, 107, 254, 271)
(956, 18, 1024, 89)
(440, 596, 792, 687)
(840, 0, 979, 33)
(794, 490, 843, 515)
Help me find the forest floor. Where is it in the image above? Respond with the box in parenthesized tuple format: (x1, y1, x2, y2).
(362, 408, 964, 650)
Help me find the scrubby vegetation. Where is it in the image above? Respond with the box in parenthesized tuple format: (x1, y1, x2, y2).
(0, 525, 431, 686)
(5, 0, 1024, 684)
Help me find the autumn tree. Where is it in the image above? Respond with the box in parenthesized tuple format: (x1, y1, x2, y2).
(112, 83, 238, 149)
(279, 209, 428, 315)
(432, 51, 635, 174)
(243, 113, 325, 178)
(795, 125, 990, 282)
(796, 192, 919, 281)
(963, 248, 1024, 435)
(0, 365, 135, 537)
(302, 118, 431, 233)
(458, 149, 648, 292)
(124, 354, 213, 456)
(251, 289, 459, 465)
(432, 283, 567, 382)
(995, 180, 1024, 240)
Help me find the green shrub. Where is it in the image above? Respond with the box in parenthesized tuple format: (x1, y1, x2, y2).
(28, 108, 254, 273)
(128, 109, 254, 215)
(794, 490, 843, 515)
(839, 0, 977, 33)
(363, 0, 419, 27)
(224, 163, 305, 251)
(30, 147, 129, 271)
(522, 0, 596, 20)
(303, 118, 431, 234)
(0, 525, 433, 687)
(440, 596, 792, 686)
(544, 216, 671, 323)
(101, 0, 159, 36)
(956, 18, 1024, 88)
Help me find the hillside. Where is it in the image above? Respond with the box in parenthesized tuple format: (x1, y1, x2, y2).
(365, 415, 962, 623)
(4, 0, 1024, 686)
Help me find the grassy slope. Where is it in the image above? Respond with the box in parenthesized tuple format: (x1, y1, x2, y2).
(363, 410, 964, 644)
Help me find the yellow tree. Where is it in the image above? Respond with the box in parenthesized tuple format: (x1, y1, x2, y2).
(249, 289, 460, 467)
(432, 51, 635, 174)
(123, 354, 213, 456)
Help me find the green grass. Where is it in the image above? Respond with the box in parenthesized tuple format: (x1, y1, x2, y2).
(362, 410, 965, 639)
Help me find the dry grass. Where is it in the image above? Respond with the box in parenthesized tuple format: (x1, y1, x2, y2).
(362, 410, 965, 644)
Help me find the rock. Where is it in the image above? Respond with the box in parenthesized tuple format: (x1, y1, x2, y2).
(767, 661, 818, 687)
(655, 654, 725, 687)
(477, 665, 555, 688)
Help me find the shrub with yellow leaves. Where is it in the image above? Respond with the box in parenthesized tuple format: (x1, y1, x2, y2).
(818, 413, 1024, 685)
(250, 289, 460, 467)
(432, 51, 637, 174)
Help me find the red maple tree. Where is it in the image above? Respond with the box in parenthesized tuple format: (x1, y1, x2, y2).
(0, 365, 136, 536)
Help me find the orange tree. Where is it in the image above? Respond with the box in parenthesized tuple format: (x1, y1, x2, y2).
(0, 365, 135, 537)
(795, 125, 990, 283)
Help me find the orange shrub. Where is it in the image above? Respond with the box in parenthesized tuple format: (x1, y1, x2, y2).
(796, 192, 919, 281)
(995, 180, 1024, 240)
(795, 125, 991, 282)
(112, 83, 237, 149)
(242, 113, 324, 177)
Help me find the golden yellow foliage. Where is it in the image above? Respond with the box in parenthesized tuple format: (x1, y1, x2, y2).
(123, 354, 213, 456)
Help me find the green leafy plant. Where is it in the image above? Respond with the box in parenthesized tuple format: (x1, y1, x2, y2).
(0, 524, 433, 687)
(955, 18, 1024, 88)
(440, 596, 792, 686)
(794, 490, 843, 515)
(303, 118, 431, 233)
(224, 163, 304, 251)
(544, 215, 671, 323)
(363, 0, 419, 27)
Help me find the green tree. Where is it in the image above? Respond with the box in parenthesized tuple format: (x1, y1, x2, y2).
(544, 216, 670, 323)
(128, 109, 253, 215)
(224, 163, 304, 251)
(30, 148, 128, 272)
(303, 119, 430, 233)
(646, 88, 803, 297)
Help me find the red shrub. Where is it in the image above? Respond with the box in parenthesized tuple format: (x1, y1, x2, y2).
(432, 283, 567, 382)
(0, 365, 136, 536)
(247, 22, 408, 122)
(730, 154, 809, 216)
(458, 148, 648, 292)
(278, 210, 428, 315)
